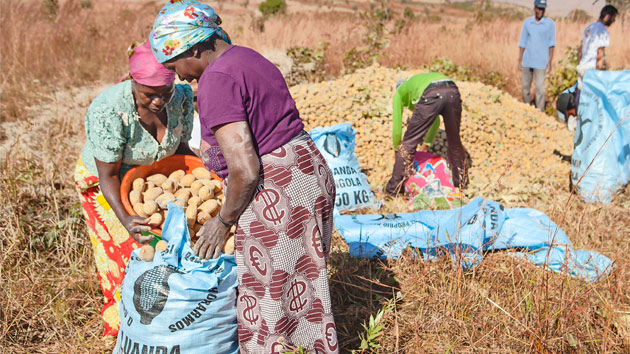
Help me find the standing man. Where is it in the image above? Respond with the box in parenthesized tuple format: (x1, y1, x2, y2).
(518, 0, 556, 112)
(577, 5, 618, 85)
(385, 73, 468, 196)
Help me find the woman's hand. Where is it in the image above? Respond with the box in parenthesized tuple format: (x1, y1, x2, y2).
(122, 214, 153, 244)
(94, 158, 155, 244)
(193, 217, 230, 259)
(191, 121, 260, 258)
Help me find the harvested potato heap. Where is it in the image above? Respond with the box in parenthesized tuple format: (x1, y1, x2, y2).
(129, 167, 226, 240)
(289, 65, 573, 200)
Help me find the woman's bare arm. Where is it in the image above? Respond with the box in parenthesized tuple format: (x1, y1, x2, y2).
(193, 121, 260, 259)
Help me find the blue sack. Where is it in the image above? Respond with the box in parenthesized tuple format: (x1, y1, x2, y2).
(309, 123, 377, 211)
(334, 197, 613, 282)
(114, 203, 239, 354)
(571, 70, 630, 203)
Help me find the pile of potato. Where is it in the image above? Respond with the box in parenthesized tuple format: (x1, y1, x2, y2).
(289, 65, 574, 200)
(129, 167, 226, 240)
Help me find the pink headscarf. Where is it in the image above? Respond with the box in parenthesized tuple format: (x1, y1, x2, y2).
(122, 41, 175, 86)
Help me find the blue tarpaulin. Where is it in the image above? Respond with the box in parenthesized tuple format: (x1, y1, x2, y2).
(572, 70, 630, 203)
(334, 197, 613, 282)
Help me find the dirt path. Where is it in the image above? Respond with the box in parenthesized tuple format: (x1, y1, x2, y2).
(0, 84, 107, 163)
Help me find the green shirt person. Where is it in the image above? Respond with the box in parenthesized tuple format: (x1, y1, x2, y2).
(386, 72, 468, 195)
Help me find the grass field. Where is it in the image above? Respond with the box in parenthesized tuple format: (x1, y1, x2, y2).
(1, 0, 629, 353)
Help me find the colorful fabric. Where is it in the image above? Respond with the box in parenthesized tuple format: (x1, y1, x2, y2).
(231, 132, 339, 353)
(128, 41, 175, 87)
(392, 72, 448, 149)
(73, 157, 141, 336)
(79, 81, 194, 177)
(404, 152, 462, 210)
(150, 0, 231, 63)
(197, 46, 304, 178)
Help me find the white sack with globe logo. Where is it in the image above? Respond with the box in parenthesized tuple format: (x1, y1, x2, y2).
(114, 203, 239, 354)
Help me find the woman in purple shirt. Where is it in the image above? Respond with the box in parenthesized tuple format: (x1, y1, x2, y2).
(150, 2, 338, 353)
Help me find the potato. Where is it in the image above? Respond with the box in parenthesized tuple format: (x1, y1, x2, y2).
(174, 198, 186, 208)
(189, 227, 197, 240)
(174, 188, 192, 203)
(133, 203, 148, 218)
(192, 167, 211, 180)
(188, 196, 201, 207)
(223, 235, 235, 255)
(138, 245, 155, 262)
(129, 190, 142, 205)
(161, 179, 178, 194)
(199, 199, 219, 214)
(155, 192, 176, 207)
(143, 200, 158, 215)
(146, 173, 168, 185)
(197, 211, 212, 224)
(160, 210, 168, 229)
(155, 240, 168, 252)
(132, 178, 145, 192)
(193, 223, 202, 233)
(148, 212, 163, 227)
(200, 178, 212, 186)
(200, 178, 219, 191)
(185, 203, 198, 227)
(146, 181, 157, 190)
(168, 169, 186, 181)
(190, 180, 204, 195)
(209, 179, 222, 193)
(198, 186, 214, 200)
(143, 187, 163, 201)
(180, 174, 196, 187)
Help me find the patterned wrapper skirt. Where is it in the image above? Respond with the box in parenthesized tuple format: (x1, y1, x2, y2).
(73, 157, 140, 336)
(232, 132, 339, 354)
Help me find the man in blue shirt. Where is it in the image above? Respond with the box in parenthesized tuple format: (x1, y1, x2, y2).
(518, 0, 556, 112)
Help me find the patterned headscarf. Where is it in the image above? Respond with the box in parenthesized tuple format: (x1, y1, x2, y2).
(149, 0, 231, 63)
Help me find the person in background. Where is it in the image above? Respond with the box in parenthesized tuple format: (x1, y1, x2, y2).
(556, 83, 579, 131)
(518, 0, 556, 112)
(150, 1, 339, 353)
(385, 73, 468, 196)
(73, 41, 194, 336)
(577, 5, 618, 85)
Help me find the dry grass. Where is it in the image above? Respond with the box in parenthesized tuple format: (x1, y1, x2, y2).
(1, 1, 629, 353)
(0, 87, 114, 352)
(0, 0, 160, 121)
(368, 188, 630, 353)
(2, 1, 629, 121)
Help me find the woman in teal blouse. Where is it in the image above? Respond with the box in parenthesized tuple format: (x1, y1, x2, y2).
(73, 41, 194, 336)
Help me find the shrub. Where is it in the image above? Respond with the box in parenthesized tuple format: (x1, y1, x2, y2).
(546, 46, 579, 115)
(258, 0, 286, 18)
